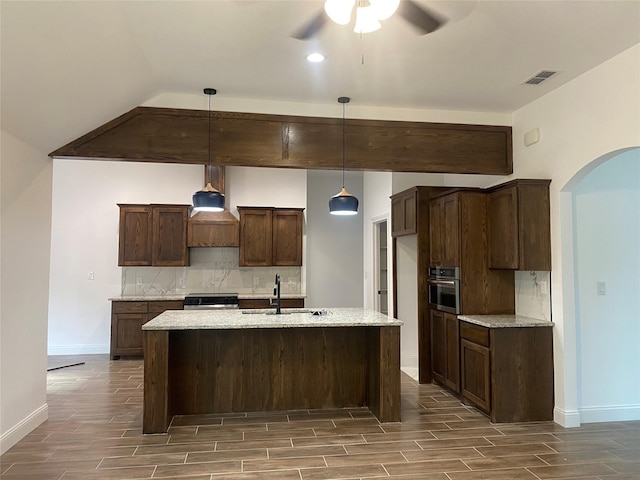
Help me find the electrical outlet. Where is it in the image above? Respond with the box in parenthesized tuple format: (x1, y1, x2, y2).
(253, 277, 260, 287)
(597, 281, 606, 295)
(539, 280, 548, 292)
(136, 277, 143, 286)
(87, 271, 94, 280)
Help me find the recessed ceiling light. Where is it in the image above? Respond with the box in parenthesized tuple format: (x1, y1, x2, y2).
(306, 53, 326, 63)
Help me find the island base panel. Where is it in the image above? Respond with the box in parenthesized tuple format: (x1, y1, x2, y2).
(142, 330, 169, 434)
(143, 326, 400, 433)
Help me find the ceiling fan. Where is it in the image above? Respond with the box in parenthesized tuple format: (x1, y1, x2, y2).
(292, 0, 445, 40)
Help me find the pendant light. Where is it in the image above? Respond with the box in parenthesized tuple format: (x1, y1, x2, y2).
(329, 96, 359, 215)
(192, 88, 225, 213)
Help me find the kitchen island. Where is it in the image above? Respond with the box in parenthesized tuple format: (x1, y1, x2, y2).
(142, 308, 402, 433)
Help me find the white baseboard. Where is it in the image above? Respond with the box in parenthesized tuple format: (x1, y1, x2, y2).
(48, 344, 109, 355)
(554, 406, 581, 428)
(579, 404, 640, 424)
(401, 367, 419, 381)
(0, 404, 48, 455)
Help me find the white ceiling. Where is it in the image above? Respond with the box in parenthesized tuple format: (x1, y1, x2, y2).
(2, 0, 639, 153)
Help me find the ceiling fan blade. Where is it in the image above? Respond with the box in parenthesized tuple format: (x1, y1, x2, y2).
(291, 11, 327, 40)
(397, 0, 445, 35)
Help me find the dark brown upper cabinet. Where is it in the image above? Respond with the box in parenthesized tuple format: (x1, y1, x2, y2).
(429, 193, 460, 267)
(486, 179, 551, 270)
(428, 190, 515, 315)
(238, 207, 304, 267)
(118, 204, 190, 267)
(391, 188, 417, 237)
(272, 209, 304, 266)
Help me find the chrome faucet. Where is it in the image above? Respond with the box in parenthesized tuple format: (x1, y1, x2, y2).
(270, 273, 281, 314)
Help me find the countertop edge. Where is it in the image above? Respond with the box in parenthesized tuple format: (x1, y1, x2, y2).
(458, 314, 553, 328)
(109, 294, 307, 302)
(142, 308, 403, 330)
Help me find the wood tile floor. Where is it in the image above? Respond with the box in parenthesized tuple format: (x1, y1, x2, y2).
(1, 355, 639, 480)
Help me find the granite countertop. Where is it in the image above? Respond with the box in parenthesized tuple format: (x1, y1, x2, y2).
(142, 307, 403, 330)
(109, 293, 306, 302)
(458, 314, 553, 328)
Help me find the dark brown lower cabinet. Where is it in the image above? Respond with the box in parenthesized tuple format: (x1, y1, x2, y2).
(111, 300, 183, 359)
(460, 338, 491, 413)
(430, 309, 460, 394)
(460, 320, 554, 423)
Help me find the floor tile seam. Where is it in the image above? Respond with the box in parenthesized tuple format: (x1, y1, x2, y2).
(524, 465, 544, 479)
(602, 460, 635, 475)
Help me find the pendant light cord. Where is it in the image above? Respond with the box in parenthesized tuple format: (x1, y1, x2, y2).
(208, 94, 212, 170)
(342, 101, 345, 189)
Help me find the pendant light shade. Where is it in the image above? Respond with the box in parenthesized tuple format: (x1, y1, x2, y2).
(193, 88, 225, 213)
(329, 97, 359, 216)
(329, 187, 359, 215)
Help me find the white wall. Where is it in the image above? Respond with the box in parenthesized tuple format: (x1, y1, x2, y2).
(48, 161, 307, 354)
(396, 235, 419, 379)
(512, 43, 640, 426)
(363, 171, 393, 311)
(48, 160, 204, 354)
(305, 170, 363, 308)
(573, 149, 640, 422)
(1, 130, 51, 454)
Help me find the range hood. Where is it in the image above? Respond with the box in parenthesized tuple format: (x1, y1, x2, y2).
(187, 166, 239, 247)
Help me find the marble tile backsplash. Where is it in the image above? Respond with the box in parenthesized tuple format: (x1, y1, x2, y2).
(515, 271, 551, 321)
(121, 248, 302, 297)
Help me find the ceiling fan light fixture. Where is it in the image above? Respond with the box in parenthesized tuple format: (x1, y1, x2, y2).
(369, 0, 399, 20)
(354, 5, 381, 33)
(193, 88, 225, 214)
(324, 0, 354, 25)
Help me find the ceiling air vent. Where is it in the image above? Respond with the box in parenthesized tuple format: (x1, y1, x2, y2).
(524, 70, 558, 85)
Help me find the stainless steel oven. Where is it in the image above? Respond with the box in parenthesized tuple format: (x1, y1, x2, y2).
(427, 267, 460, 314)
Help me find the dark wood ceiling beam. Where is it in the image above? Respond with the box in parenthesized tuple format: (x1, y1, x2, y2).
(49, 106, 513, 175)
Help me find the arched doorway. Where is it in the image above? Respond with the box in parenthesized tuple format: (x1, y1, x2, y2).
(562, 147, 640, 424)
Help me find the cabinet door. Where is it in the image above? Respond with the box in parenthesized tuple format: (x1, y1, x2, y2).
(487, 187, 519, 269)
(402, 190, 417, 235)
(239, 208, 272, 266)
(430, 310, 445, 385)
(429, 199, 443, 266)
(441, 194, 460, 267)
(461, 339, 490, 413)
(391, 197, 404, 237)
(152, 206, 189, 266)
(444, 313, 460, 394)
(111, 313, 146, 358)
(118, 205, 152, 266)
(272, 209, 303, 266)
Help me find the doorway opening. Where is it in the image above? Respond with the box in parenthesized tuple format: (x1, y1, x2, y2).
(373, 220, 389, 315)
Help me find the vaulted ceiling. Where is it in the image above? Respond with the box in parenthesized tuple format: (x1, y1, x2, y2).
(2, 1, 639, 154)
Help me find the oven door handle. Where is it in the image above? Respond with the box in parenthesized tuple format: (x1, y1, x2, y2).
(427, 279, 456, 286)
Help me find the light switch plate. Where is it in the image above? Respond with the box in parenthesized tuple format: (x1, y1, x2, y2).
(597, 281, 606, 295)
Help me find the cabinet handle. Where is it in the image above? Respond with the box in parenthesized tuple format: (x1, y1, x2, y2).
(428, 280, 456, 286)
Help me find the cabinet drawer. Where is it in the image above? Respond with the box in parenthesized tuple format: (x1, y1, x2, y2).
(112, 301, 148, 314)
(148, 300, 184, 313)
(460, 321, 490, 347)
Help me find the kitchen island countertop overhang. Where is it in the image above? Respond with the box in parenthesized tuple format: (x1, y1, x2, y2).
(142, 308, 403, 434)
(142, 307, 403, 330)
